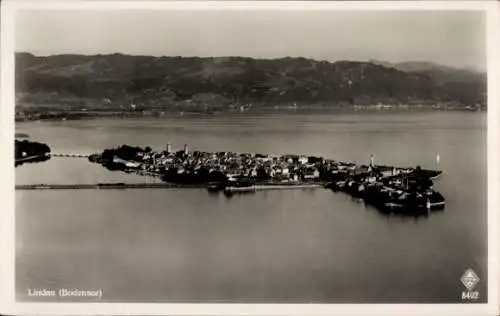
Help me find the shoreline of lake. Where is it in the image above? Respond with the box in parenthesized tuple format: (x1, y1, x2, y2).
(15, 106, 486, 122)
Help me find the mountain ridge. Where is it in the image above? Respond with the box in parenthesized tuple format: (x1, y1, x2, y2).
(15, 52, 486, 110)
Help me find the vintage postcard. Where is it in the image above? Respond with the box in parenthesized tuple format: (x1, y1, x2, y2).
(0, 1, 498, 315)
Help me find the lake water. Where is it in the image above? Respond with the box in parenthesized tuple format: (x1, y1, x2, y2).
(15, 110, 488, 303)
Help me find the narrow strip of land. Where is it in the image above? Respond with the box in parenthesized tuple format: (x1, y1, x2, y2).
(16, 183, 203, 190)
(15, 182, 323, 191)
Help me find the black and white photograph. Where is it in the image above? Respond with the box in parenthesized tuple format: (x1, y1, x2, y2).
(1, 1, 499, 315)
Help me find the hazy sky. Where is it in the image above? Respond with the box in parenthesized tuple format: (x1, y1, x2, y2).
(15, 10, 486, 70)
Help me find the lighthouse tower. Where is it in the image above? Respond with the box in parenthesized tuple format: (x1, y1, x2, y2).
(369, 154, 375, 168)
(184, 144, 189, 155)
(166, 142, 172, 154)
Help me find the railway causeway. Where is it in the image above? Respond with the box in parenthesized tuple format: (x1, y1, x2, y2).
(16, 183, 202, 190)
(15, 182, 323, 191)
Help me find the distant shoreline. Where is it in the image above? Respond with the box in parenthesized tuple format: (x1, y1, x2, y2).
(15, 106, 486, 122)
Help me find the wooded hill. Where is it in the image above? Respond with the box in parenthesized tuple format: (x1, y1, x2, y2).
(16, 53, 486, 109)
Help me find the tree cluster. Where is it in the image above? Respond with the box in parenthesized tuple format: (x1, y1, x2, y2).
(15, 139, 51, 166)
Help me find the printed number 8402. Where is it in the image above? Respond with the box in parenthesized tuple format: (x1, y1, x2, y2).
(462, 291, 480, 300)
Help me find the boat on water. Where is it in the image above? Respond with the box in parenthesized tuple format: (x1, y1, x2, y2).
(223, 179, 255, 194)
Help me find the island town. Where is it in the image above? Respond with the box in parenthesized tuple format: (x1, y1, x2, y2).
(85, 143, 445, 215)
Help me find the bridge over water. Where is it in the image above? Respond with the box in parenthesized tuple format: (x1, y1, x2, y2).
(50, 153, 91, 158)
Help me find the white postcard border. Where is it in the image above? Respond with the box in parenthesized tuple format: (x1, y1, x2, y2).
(1, 1, 498, 315)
